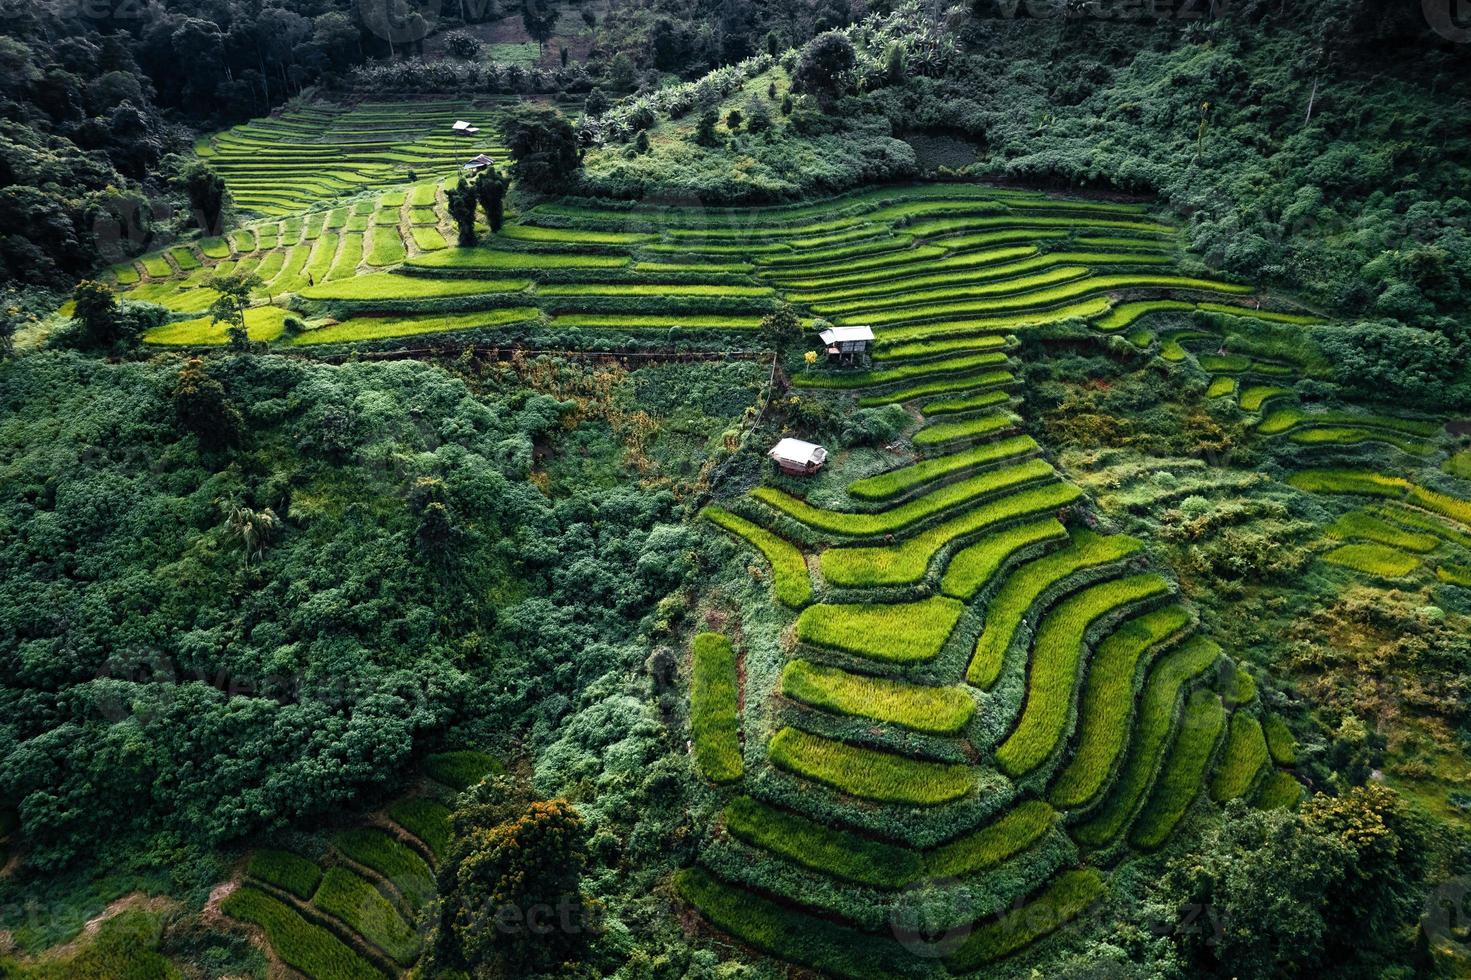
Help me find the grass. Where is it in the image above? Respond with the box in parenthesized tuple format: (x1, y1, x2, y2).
(1073, 637, 1221, 847)
(1376, 503, 1471, 549)
(334, 829, 435, 913)
(1445, 450, 1471, 479)
(1289, 426, 1434, 455)
(1092, 299, 1194, 331)
(1263, 715, 1297, 765)
(921, 389, 1013, 416)
(702, 506, 812, 607)
(246, 849, 322, 900)
(144, 306, 292, 346)
(819, 480, 1082, 589)
(1049, 606, 1193, 808)
(967, 530, 1145, 688)
(912, 411, 1015, 447)
(780, 659, 975, 735)
(754, 459, 1047, 538)
(388, 799, 451, 860)
(312, 867, 419, 966)
(925, 801, 1057, 879)
(1326, 511, 1439, 553)
(722, 796, 922, 889)
(365, 226, 407, 266)
(675, 868, 922, 980)
(1258, 408, 1440, 437)
(1239, 385, 1292, 412)
(424, 750, 501, 790)
(1206, 376, 1237, 398)
(1210, 713, 1269, 802)
(793, 351, 1007, 390)
(406, 248, 627, 271)
(768, 727, 973, 805)
(948, 869, 1106, 970)
(847, 436, 1038, 502)
(1253, 770, 1304, 810)
(690, 633, 743, 784)
(794, 596, 964, 664)
(1322, 542, 1421, 579)
(222, 887, 385, 980)
(996, 574, 1171, 777)
(298, 273, 529, 301)
(940, 518, 1070, 599)
(289, 307, 539, 345)
(857, 369, 1014, 408)
(1129, 688, 1225, 850)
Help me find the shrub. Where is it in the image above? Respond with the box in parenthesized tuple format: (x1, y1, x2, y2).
(690, 632, 743, 783)
(767, 727, 973, 806)
(246, 849, 322, 900)
(940, 518, 1069, 599)
(780, 659, 975, 735)
(1074, 637, 1222, 847)
(334, 829, 435, 912)
(848, 436, 1038, 502)
(947, 869, 1105, 969)
(925, 800, 1057, 879)
(222, 887, 385, 980)
(1210, 713, 1269, 802)
(311, 866, 420, 966)
(1129, 688, 1225, 850)
(822, 480, 1081, 588)
(389, 799, 451, 860)
(675, 868, 924, 979)
(996, 574, 1171, 777)
(1322, 542, 1421, 579)
(967, 531, 1145, 688)
(424, 750, 502, 791)
(703, 506, 812, 607)
(1049, 606, 1193, 808)
(722, 796, 922, 889)
(794, 596, 964, 664)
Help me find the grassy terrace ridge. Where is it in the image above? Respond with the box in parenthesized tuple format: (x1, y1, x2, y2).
(1073, 637, 1222, 847)
(819, 479, 1082, 589)
(1129, 688, 1226, 850)
(793, 350, 1008, 390)
(913, 411, 1016, 447)
(404, 248, 629, 271)
(772, 244, 1038, 290)
(794, 596, 965, 664)
(246, 849, 323, 900)
(1326, 511, 1440, 552)
(1322, 542, 1422, 578)
(702, 506, 813, 607)
(811, 264, 1091, 316)
(1210, 714, 1270, 802)
(767, 726, 975, 805)
(222, 886, 386, 980)
(752, 459, 1051, 538)
(333, 829, 435, 913)
(690, 633, 743, 783)
(311, 866, 419, 966)
(940, 518, 1071, 598)
(995, 573, 1172, 777)
(1288, 470, 1471, 527)
(947, 868, 1107, 970)
(967, 530, 1146, 687)
(722, 796, 923, 889)
(846, 435, 1040, 501)
(780, 659, 976, 734)
(674, 868, 927, 980)
(1049, 606, 1194, 808)
(858, 369, 1016, 407)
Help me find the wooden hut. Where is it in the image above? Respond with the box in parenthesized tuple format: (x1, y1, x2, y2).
(818, 325, 874, 365)
(768, 438, 828, 476)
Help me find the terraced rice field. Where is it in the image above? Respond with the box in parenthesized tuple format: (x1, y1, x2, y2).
(106, 156, 1464, 976)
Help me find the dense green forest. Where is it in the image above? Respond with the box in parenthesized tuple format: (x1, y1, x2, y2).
(1, 0, 1470, 977)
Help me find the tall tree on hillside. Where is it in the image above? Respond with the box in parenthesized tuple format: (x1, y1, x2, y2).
(447, 178, 478, 246)
(177, 160, 228, 234)
(521, 0, 558, 54)
(72, 280, 123, 349)
(206, 271, 262, 348)
(792, 30, 856, 110)
(473, 167, 509, 233)
(501, 105, 582, 192)
(172, 357, 242, 450)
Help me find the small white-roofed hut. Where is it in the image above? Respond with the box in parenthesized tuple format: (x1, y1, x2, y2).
(818, 325, 874, 365)
(768, 438, 828, 476)
(452, 120, 481, 134)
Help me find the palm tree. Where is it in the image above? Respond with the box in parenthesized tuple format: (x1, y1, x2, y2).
(225, 503, 280, 566)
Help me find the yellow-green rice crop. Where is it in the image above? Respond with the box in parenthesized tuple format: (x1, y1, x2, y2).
(288, 307, 539, 346)
(1326, 511, 1439, 553)
(1209, 713, 1269, 802)
(690, 632, 742, 784)
(702, 506, 812, 607)
(1322, 542, 1421, 578)
(768, 727, 973, 805)
(1252, 769, 1303, 810)
(298, 273, 530, 301)
(912, 411, 1015, 447)
(947, 869, 1105, 970)
(846, 435, 1038, 501)
(780, 660, 975, 735)
(1129, 688, 1225, 850)
(722, 796, 922, 889)
(924, 801, 1057, 879)
(857, 369, 1014, 407)
(940, 519, 1070, 599)
(794, 596, 964, 664)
